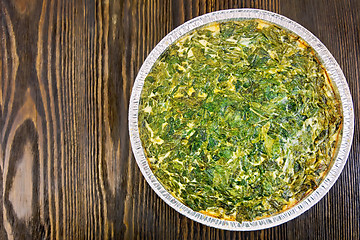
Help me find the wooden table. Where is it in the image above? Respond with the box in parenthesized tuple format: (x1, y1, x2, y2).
(0, 0, 359, 239)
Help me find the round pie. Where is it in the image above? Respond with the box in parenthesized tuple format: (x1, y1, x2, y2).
(138, 19, 343, 222)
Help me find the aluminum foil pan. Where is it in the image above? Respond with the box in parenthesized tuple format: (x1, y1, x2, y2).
(128, 9, 354, 231)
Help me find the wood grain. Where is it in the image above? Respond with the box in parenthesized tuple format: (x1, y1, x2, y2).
(0, 0, 359, 239)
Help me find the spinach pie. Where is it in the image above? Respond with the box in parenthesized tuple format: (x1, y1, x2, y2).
(138, 19, 343, 222)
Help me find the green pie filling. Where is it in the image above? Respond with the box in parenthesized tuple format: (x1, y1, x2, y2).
(138, 19, 343, 222)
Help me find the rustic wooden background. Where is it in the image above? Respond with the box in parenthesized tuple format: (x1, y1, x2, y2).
(0, 0, 359, 239)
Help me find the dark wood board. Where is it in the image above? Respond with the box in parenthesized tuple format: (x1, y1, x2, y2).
(0, 0, 359, 239)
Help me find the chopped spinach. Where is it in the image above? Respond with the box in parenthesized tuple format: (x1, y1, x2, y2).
(139, 19, 343, 222)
